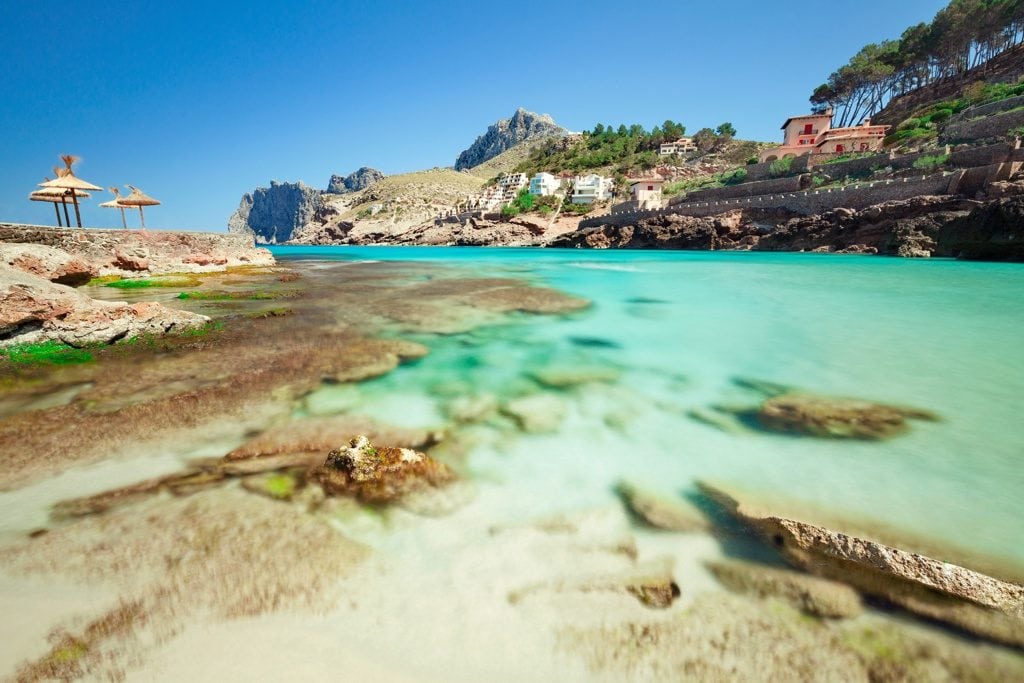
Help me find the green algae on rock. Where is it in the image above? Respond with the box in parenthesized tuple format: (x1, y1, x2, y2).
(756, 392, 939, 440)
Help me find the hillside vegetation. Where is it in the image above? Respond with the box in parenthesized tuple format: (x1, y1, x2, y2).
(464, 137, 559, 180)
(510, 121, 763, 185)
(887, 78, 1024, 147)
(812, 0, 1024, 127)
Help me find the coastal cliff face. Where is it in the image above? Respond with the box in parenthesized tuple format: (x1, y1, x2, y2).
(548, 196, 984, 257)
(227, 180, 324, 244)
(327, 167, 384, 194)
(454, 108, 567, 170)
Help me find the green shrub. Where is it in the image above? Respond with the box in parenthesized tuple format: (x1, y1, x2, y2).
(912, 153, 949, 171)
(722, 168, 747, 185)
(768, 156, 794, 176)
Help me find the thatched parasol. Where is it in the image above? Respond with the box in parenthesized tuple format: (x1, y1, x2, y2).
(30, 174, 92, 227)
(99, 187, 129, 229)
(37, 155, 102, 228)
(117, 185, 160, 229)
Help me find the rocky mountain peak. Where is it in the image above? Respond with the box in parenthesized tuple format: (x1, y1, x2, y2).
(327, 167, 385, 194)
(227, 180, 324, 245)
(454, 108, 567, 171)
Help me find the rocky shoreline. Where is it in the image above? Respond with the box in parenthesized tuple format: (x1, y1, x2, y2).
(0, 226, 274, 348)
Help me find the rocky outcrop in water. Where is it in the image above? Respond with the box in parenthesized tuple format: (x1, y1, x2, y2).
(938, 194, 1024, 261)
(227, 180, 324, 244)
(699, 481, 1024, 648)
(327, 167, 384, 194)
(454, 108, 567, 170)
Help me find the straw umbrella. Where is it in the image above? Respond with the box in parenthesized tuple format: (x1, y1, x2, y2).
(99, 187, 128, 228)
(37, 155, 102, 228)
(30, 187, 91, 227)
(117, 185, 161, 229)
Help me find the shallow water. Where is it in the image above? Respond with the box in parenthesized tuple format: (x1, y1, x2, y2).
(3, 246, 1024, 680)
(278, 246, 1024, 563)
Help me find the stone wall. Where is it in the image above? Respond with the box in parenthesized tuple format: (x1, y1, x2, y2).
(949, 95, 1024, 124)
(942, 107, 1024, 143)
(579, 173, 957, 227)
(948, 140, 1020, 168)
(0, 224, 274, 276)
(677, 174, 809, 203)
(814, 152, 893, 179)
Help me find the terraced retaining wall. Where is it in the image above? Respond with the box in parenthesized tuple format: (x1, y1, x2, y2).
(579, 173, 957, 226)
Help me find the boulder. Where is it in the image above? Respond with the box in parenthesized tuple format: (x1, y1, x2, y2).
(0, 243, 97, 286)
(699, 481, 1024, 647)
(938, 195, 1024, 261)
(308, 435, 456, 505)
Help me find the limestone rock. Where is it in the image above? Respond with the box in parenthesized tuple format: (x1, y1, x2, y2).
(0, 264, 209, 347)
(757, 392, 938, 440)
(705, 558, 863, 618)
(327, 167, 384, 194)
(615, 481, 709, 532)
(455, 108, 568, 170)
(227, 180, 324, 244)
(308, 435, 457, 505)
(0, 243, 97, 286)
(699, 481, 1024, 647)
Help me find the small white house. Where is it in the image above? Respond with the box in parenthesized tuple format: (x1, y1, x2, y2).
(570, 174, 614, 204)
(529, 172, 561, 196)
(659, 138, 695, 156)
(629, 178, 665, 210)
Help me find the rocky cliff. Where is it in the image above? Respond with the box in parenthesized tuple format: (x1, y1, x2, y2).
(327, 167, 385, 194)
(227, 180, 324, 244)
(454, 108, 567, 170)
(549, 196, 983, 257)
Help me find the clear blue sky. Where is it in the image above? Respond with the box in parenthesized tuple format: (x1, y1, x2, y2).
(0, 0, 948, 231)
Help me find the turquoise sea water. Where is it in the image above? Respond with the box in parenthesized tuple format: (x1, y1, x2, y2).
(274, 246, 1024, 564)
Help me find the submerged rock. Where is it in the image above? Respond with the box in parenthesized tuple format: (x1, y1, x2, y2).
(705, 558, 862, 618)
(509, 558, 679, 610)
(308, 435, 457, 505)
(502, 393, 567, 433)
(558, 592, 1024, 682)
(615, 481, 709, 532)
(699, 481, 1024, 647)
(531, 365, 621, 389)
(757, 392, 939, 439)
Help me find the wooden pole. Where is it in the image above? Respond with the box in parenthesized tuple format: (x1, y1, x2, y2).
(119, 207, 126, 229)
(139, 206, 146, 229)
(54, 202, 62, 226)
(61, 197, 71, 226)
(71, 192, 82, 227)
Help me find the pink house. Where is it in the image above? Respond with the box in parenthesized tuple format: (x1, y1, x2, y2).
(759, 108, 890, 162)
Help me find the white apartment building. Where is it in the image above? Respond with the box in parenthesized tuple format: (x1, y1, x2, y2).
(496, 172, 529, 203)
(529, 172, 561, 196)
(570, 174, 614, 204)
